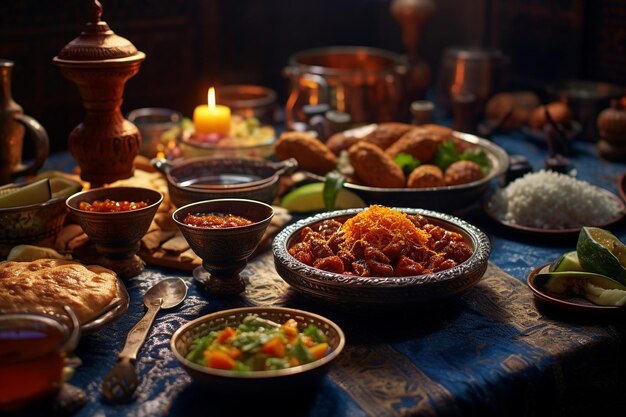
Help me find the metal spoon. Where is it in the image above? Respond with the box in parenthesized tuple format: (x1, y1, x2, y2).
(101, 277, 187, 403)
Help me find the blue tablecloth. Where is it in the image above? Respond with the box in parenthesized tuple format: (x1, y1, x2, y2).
(25, 132, 626, 416)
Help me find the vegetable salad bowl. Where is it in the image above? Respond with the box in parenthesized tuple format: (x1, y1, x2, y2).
(170, 307, 345, 394)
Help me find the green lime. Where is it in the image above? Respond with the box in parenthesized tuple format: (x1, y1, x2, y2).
(281, 182, 366, 213)
(548, 251, 583, 273)
(584, 282, 626, 306)
(0, 178, 51, 208)
(534, 270, 626, 306)
(50, 177, 83, 199)
(576, 227, 626, 286)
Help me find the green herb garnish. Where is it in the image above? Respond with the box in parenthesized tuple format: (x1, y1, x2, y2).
(394, 152, 421, 176)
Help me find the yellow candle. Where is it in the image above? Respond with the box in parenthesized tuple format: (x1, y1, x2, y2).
(193, 87, 231, 135)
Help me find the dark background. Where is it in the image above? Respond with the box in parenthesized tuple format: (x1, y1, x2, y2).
(1, 0, 624, 153)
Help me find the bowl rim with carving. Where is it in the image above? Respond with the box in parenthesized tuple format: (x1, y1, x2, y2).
(272, 207, 491, 307)
(170, 306, 345, 382)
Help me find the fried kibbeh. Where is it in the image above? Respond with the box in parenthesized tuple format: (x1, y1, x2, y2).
(361, 122, 413, 149)
(348, 141, 405, 188)
(485, 92, 540, 131)
(529, 101, 572, 131)
(385, 128, 441, 162)
(407, 165, 445, 188)
(444, 160, 484, 185)
(420, 124, 453, 139)
(326, 131, 362, 155)
(275, 131, 337, 175)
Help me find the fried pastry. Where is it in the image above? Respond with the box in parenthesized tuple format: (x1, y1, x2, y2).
(361, 123, 413, 149)
(347, 141, 405, 188)
(407, 165, 445, 188)
(275, 131, 337, 175)
(444, 160, 484, 185)
(0, 258, 119, 324)
(385, 128, 442, 163)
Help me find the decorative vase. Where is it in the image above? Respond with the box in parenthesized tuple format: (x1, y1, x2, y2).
(53, 0, 145, 187)
(0, 59, 49, 185)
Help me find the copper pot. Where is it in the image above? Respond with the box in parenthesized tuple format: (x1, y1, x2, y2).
(283, 46, 408, 130)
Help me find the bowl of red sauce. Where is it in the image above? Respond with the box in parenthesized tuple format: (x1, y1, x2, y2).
(272, 205, 491, 311)
(172, 198, 274, 294)
(66, 186, 163, 278)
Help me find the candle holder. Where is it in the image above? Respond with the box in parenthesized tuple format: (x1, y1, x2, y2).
(53, 0, 145, 187)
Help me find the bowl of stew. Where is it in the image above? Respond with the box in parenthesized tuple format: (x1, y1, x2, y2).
(272, 205, 491, 310)
(170, 306, 345, 394)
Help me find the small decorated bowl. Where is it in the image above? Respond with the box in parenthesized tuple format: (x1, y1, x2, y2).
(172, 199, 274, 294)
(66, 186, 163, 278)
(170, 306, 345, 394)
(0, 178, 83, 258)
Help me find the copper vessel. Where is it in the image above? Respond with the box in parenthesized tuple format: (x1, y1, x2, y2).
(283, 46, 408, 130)
(53, 0, 145, 186)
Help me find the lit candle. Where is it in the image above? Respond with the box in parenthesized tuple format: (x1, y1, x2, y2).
(193, 87, 231, 136)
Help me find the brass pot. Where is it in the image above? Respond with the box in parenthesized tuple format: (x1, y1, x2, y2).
(283, 46, 408, 129)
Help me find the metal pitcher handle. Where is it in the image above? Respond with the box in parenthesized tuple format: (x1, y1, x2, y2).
(12, 114, 49, 178)
(284, 71, 330, 128)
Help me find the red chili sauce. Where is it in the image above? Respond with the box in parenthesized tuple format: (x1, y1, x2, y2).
(79, 199, 148, 212)
(183, 212, 253, 229)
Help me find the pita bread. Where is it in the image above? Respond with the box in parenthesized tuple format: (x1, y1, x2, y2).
(0, 259, 119, 324)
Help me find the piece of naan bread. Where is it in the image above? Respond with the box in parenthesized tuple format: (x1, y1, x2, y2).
(0, 258, 119, 324)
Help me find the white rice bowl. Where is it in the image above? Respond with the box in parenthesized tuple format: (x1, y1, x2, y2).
(488, 170, 624, 229)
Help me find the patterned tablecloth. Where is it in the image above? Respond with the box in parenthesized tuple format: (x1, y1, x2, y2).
(19, 131, 626, 416)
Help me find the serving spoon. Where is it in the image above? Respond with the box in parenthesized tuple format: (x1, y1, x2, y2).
(101, 277, 187, 403)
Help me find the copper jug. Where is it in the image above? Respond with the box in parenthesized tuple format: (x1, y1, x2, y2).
(0, 59, 49, 185)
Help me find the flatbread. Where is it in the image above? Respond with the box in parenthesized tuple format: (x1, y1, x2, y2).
(0, 258, 119, 324)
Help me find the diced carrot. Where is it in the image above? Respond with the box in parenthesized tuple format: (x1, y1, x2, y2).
(301, 335, 315, 347)
(215, 327, 236, 344)
(225, 346, 241, 359)
(282, 319, 299, 339)
(260, 337, 285, 358)
(308, 343, 329, 360)
(288, 356, 300, 367)
(205, 350, 236, 370)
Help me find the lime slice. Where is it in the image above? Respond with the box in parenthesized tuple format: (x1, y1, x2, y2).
(576, 227, 626, 286)
(534, 270, 626, 306)
(50, 177, 83, 199)
(0, 178, 51, 208)
(548, 251, 583, 272)
(584, 282, 626, 306)
(281, 182, 366, 213)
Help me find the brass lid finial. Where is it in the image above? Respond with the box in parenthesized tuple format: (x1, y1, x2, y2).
(88, 0, 103, 23)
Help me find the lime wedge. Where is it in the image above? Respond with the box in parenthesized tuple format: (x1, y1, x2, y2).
(549, 251, 583, 273)
(577, 227, 626, 286)
(7, 244, 71, 262)
(281, 182, 366, 213)
(50, 177, 83, 199)
(584, 282, 626, 306)
(534, 270, 626, 306)
(0, 178, 51, 208)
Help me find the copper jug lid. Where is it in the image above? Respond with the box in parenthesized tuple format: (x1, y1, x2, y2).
(53, 0, 144, 64)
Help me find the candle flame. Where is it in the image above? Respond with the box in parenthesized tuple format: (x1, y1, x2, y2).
(208, 87, 216, 109)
